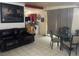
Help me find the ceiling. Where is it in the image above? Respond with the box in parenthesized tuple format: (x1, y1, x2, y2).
(25, 2, 79, 8)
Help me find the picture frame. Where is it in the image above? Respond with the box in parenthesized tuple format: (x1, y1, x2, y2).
(41, 17, 44, 22)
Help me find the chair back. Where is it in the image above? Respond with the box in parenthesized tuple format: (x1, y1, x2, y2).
(58, 27, 72, 41)
(50, 30, 54, 41)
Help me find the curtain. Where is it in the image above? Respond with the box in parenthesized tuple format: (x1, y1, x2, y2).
(47, 8, 73, 34)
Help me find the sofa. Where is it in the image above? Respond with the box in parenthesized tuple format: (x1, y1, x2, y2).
(0, 28, 35, 51)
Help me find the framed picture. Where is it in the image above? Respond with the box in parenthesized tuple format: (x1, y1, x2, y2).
(41, 17, 44, 22)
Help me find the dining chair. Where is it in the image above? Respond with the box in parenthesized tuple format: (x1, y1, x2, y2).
(50, 30, 60, 49)
(59, 27, 78, 56)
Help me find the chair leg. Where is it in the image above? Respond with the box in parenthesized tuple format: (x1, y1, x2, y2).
(60, 38, 63, 50)
(75, 44, 78, 56)
(60, 41, 63, 50)
(69, 50, 71, 56)
(50, 41, 53, 49)
(60, 43, 62, 50)
(57, 42, 59, 47)
(60, 45, 63, 50)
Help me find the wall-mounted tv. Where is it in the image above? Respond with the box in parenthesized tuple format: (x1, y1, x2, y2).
(0, 3, 1, 22)
(0, 3, 24, 23)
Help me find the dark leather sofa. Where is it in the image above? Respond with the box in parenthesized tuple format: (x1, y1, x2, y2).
(0, 28, 35, 51)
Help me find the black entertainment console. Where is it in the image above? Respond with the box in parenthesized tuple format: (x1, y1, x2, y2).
(0, 28, 35, 51)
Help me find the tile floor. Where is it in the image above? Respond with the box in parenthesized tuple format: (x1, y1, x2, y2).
(0, 35, 79, 56)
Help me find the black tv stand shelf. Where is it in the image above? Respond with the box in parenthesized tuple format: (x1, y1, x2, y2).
(0, 28, 35, 51)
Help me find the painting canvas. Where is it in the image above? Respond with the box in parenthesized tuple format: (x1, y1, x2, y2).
(41, 17, 44, 22)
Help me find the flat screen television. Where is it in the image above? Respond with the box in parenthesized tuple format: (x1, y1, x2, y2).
(0, 3, 1, 22)
(1, 3, 24, 23)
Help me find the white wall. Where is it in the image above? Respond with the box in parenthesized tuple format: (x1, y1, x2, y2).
(44, 5, 78, 10)
(24, 7, 47, 35)
(0, 2, 25, 30)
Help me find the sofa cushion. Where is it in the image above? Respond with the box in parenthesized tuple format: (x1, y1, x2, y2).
(0, 29, 14, 38)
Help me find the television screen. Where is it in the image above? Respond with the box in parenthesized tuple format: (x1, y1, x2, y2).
(1, 3, 24, 23)
(0, 3, 1, 22)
